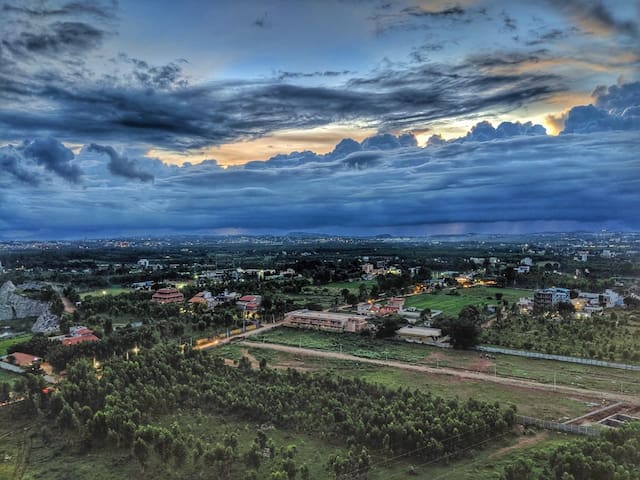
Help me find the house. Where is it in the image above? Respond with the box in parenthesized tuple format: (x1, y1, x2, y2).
(236, 295, 262, 317)
(151, 287, 184, 304)
(1, 352, 41, 369)
(387, 297, 405, 311)
(533, 287, 570, 312)
(50, 326, 100, 346)
(189, 291, 216, 309)
(357, 302, 372, 315)
(284, 310, 368, 333)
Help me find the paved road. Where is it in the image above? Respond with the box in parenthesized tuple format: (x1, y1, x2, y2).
(244, 342, 640, 406)
(194, 321, 284, 350)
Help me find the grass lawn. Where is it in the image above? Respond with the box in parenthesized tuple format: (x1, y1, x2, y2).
(323, 279, 377, 293)
(79, 287, 131, 299)
(405, 287, 531, 316)
(0, 334, 32, 355)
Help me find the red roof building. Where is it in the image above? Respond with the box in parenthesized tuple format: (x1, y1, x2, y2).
(4, 352, 41, 367)
(61, 334, 100, 346)
(152, 287, 185, 304)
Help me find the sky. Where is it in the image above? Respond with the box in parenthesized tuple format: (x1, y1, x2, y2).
(0, 0, 638, 239)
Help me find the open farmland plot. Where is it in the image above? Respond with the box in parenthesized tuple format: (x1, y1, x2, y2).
(218, 344, 593, 421)
(249, 328, 640, 395)
(405, 287, 531, 317)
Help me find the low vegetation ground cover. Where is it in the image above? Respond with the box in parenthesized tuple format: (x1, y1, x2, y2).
(79, 287, 132, 299)
(0, 333, 32, 355)
(484, 309, 640, 364)
(405, 287, 531, 317)
(217, 344, 592, 421)
(249, 328, 640, 395)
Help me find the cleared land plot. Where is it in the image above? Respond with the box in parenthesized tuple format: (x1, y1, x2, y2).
(216, 344, 591, 421)
(248, 328, 640, 395)
(405, 287, 531, 317)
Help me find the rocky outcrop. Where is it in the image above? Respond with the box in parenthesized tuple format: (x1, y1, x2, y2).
(31, 309, 60, 334)
(0, 281, 49, 321)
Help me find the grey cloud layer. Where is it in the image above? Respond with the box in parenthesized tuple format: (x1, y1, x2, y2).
(0, 123, 637, 238)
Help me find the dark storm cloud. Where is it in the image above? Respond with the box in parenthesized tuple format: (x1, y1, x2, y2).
(370, 3, 481, 34)
(562, 81, 640, 133)
(19, 137, 82, 183)
(2, 1, 117, 20)
(403, 5, 466, 18)
(2, 21, 106, 58)
(1, 119, 637, 238)
(0, 57, 562, 149)
(87, 143, 155, 182)
(0, 150, 40, 185)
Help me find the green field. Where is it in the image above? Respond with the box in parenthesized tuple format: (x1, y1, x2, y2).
(79, 287, 132, 299)
(248, 328, 640, 395)
(0, 399, 574, 480)
(282, 280, 378, 309)
(0, 334, 32, 355)
(216, 344, 591, 421)
(405, 287, 531, 316)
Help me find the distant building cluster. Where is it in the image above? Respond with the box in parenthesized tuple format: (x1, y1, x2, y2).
(357, 297, 406, 317)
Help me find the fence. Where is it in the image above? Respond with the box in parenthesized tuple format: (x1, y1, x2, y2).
(516, 415, 602, 437)
(476, 346, 640, 372)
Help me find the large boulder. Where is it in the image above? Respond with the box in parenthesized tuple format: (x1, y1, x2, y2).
(31, 309, 60, 334)
(0, 281, 49, 321)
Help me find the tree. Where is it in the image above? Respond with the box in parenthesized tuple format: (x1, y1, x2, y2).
(133, 438, 151, 470)
(435, 305, 482, 349)
(376, 316, 402, 338)
(500, 458, 534, 480)
(557, 302, 575, 319)
(0, 382, 10, 403)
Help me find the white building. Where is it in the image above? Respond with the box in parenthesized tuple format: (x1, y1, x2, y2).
(137, 259, 150, 268)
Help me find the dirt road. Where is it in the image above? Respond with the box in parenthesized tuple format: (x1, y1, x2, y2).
(245, 342, 640, 406)
(61, 296, 76, 314)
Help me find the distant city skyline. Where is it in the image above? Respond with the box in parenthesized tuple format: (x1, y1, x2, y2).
(0, 0, 638, 239)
